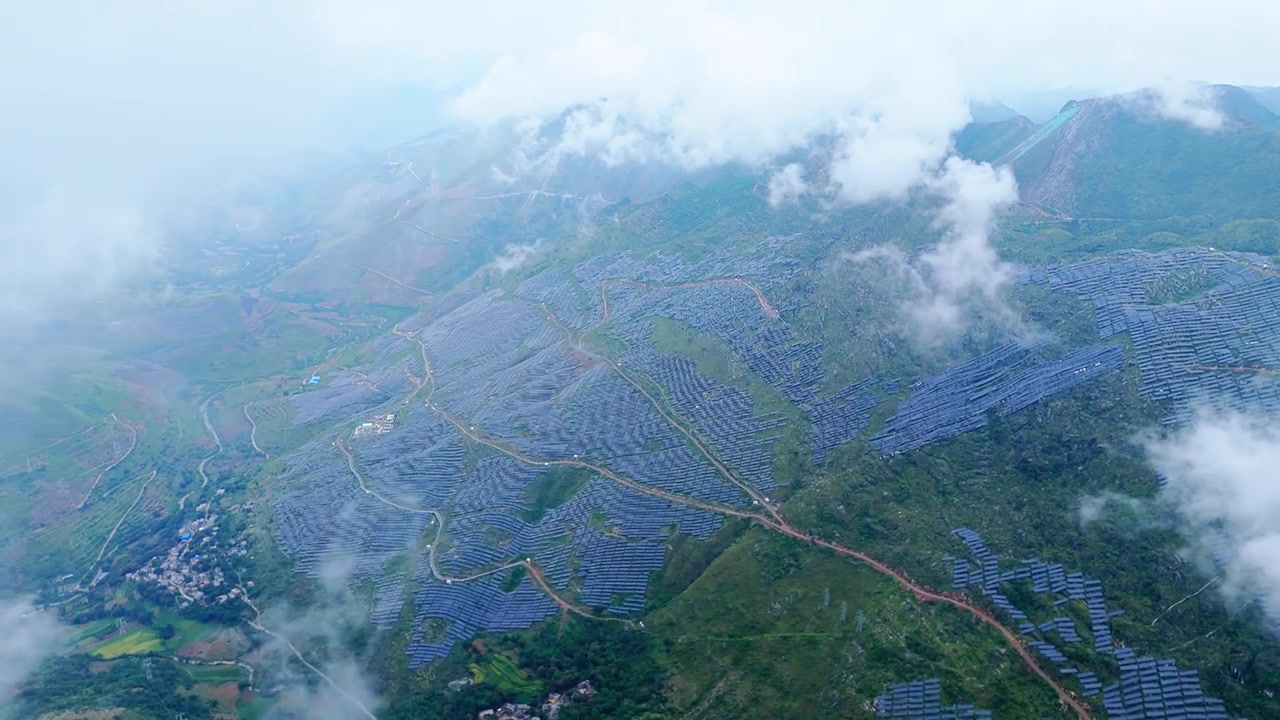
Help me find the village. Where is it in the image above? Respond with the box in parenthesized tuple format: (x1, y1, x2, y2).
(478, 680, 596, 720)
(125, 499, 253, 607)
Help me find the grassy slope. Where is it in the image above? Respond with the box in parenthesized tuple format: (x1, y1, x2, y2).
(651, 529, 1067, 719)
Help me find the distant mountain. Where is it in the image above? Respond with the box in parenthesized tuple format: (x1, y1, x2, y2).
(960, 85, 1280, 221)
(1002, 86, 1104, 123)
(968, 99, 1021, 123)
(1243, 85, 1280, 115)
(954, 115, 1036, 163)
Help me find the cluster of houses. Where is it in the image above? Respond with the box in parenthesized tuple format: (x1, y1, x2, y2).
(125, 510, 251, 607)
(478, 680, 596, 720)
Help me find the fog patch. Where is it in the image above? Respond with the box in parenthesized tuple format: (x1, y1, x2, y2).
(1145, 409, 1280, 619)
(487, 242, 542, 276)
(260, 554, 381, 720)
(1132, 82, 1226, 131)
(766, 163, 808, 208)
(0, 596, 67, 709)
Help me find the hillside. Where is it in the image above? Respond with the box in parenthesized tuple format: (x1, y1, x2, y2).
(993, 86, 1280, 222)
(7, 86, 1280, 720)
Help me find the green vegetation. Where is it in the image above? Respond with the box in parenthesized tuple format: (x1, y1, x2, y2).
(13, 655, 216, 719)
(647, 517, 749, 609)
(651, 529, 1067, 719)
(499, 564, 529, 592)
(91, 627, 164, 659)
(183, 663, 244, 684)
(471, 652, 543, 694)
(382, 618, 666, 720)
(522, 466, 593, 523)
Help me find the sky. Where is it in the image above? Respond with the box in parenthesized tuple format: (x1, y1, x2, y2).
(3, 1, 1280, 326)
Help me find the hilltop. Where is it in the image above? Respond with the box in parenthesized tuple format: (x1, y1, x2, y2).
(958, 85, 1280, 225)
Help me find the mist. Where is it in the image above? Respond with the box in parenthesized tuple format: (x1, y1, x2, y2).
(260, 555, 381, 720)
(0, 597, 66, 712)
(4, 1, 1280, 328)
(1145, 409, 1280, 620)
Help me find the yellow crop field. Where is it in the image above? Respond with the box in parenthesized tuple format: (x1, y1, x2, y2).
(92, 627, 163, 659)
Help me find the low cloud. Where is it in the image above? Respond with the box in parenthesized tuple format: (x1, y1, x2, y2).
(0, 596, 66, 708)
(1135, 82, 1226, 131)
(6, 0, 1280, 328)
(261, 555, 380, 720)
(842, 158, 1020, 346)
(766, 164, 808, 208)
(1145, 409, 1280, 618)
(1078, 491, 1154, 528)
(488, 242, 542, 276)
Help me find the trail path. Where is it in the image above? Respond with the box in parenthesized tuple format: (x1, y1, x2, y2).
(197, 393, 223, 490)
(393, 205, 462, 244)
(2, 422, 100, 475)
(81, 470, 157, 587)
(537, 279, 783, 512)
(78, 414, 138, 510)
(244, 403, 269, 459)
(319, 259, 437, 297)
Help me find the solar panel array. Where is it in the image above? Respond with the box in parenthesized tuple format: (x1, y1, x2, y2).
(870, 343, 1126, 454)
(949, 529, 1242, 719)
(874, 679, 992, 719)
(273, 241, 1280, 675)
(516, 267, 592, 329)
(576, 528, 668, 614)
(617, 321, 787, 493)
(407, 573, 561, 666)
(349, 408, 468, 508)
(273, 438, 434, 625)
(1102, 649, 1238, 720)
(810, 377, 881, 465)
(1029, 248, 1280, 426)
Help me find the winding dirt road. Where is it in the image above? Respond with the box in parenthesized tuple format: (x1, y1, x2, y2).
(81, 470, 158, 587)
(243, 403, 269, 459)
(197, 393, 223, 490)
(77, 414, 138, 510)
(393, 205, 463, 244)
(431, 399, 1091, 718)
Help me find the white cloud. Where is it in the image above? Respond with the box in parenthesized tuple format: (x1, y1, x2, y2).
(488, 242, 542, 276)
(0, 596, 66, 707)
(766, 164, 808, 207)
(1145, 83, 1227, 131)
(261, 554, 381, 720)
(1078, 491, 1153, 528)
(1146, 409, 1280, 618)
(4, 0, 1280, 325)
(841, 159, 1019, 345)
